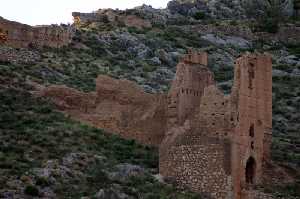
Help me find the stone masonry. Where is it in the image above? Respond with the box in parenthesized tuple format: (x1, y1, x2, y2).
(39, 75, 166, 146)
(38, 51, 273, 199)
(160, 52, 272, 199)
(0, 16, 72, 48)
(72, 9, 152, 29)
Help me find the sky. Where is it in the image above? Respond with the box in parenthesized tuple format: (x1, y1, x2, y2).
(0, 0, 170, 26)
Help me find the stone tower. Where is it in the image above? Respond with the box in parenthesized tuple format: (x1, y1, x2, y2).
(167, 50, 214, 129)
(160, 52, 272, 199)
(231, 53, 272, 199)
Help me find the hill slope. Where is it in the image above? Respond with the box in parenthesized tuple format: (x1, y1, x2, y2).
(0, 2, 300, 199)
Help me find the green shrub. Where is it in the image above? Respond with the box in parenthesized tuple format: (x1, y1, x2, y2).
(259, 18, 279, 33)
(127, 27, 148, 34)
(229, 20, 239, 26)
(36, 177, 50, 187)
(193, 11, 206, 20)
(143, 64, 157, 73)
(24, 185, 39, 196)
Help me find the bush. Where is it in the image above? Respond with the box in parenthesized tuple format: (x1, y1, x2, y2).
(143, 64, 157, 73)
(24, 185, 39, 196)
(36, 177, 50, 187)
(229, 20, 239, 26)
(258, 18, 280, 33)
(193, 11, 206, 20)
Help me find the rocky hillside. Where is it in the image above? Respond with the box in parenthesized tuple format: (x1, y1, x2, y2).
(0, 1, 300, 198)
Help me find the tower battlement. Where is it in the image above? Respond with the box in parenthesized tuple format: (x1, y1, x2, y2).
(180, 49, 208, 65)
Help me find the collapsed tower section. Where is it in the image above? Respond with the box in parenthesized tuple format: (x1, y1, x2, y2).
(167, 50, 214, 129)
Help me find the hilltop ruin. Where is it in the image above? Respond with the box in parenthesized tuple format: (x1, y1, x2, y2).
(39, 50, 272, 199)
(72, 9, 152, 29)
(0, 17, 72, 48)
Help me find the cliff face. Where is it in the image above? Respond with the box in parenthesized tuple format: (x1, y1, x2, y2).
(0, 17, 72, 48)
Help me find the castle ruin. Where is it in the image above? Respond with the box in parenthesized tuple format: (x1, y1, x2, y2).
(39, 51, 272, 199)
(0, 16, 72, 48)
(72, 9, 152, 29)
(160, 51, 272, 199)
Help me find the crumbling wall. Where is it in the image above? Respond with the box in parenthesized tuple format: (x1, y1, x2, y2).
(72, 10, 152, 29)
(160, 52, 272, 199)
(160, 133, 233, 198)
(0, 28, 8, 43)
(93, 75, 166, 145)
(167, 51, 214, 129)
(160, 51, 235, 199)
(191, 85, 236, 139)
(39, 75, 166, 146)
(39, 85, 96, 113)
(0, 17, 72, 48)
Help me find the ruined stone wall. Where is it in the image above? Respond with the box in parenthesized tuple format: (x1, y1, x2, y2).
(72, 12, 107, 27)
(72, 10, 152, 29)
(93, 75, 166, 145)
(160, 51, 235, 199)
(160, 52, 272, 199)
(191, 85, 236, 139)
(0, 17, 72, 48)
(39, 75, 167, 146)
(167, 51, 214, 129)
(160, 134, 233, 199)
(38, 85, 96, 113)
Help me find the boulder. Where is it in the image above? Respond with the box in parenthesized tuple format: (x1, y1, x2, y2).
(201, 34, 251, 49)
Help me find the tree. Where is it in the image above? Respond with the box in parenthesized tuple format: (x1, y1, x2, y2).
(243, 0, 291, 33)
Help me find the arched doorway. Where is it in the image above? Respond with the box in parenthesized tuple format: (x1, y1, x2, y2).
(245, 157, 256, 184)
